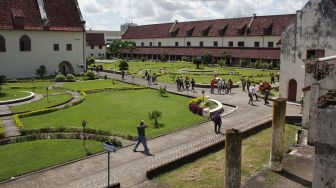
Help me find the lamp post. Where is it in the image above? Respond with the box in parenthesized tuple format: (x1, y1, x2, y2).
(32, 78, 35, 92)
(46, 87, 49, 103)
(202, 90, 205, 102)
(82, 120, 87, 150)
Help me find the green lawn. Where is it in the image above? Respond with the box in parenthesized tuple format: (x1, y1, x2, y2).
(0, 90, 31, 101)
(61, 80, 142, 91)
(10, 94, 73, 113)
(20, 89, 206, 138)
(95, 61, 278, 84)
(155, 124, 297, 188)
(0, 139, 103, 181)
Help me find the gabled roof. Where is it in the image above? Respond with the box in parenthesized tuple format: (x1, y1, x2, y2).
(0, 0, 84, 32)
(123, 14, 295, 39)
(86, 33, 105, 46)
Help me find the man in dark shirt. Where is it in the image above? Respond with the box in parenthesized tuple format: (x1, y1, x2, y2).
(133, 120, 149, 152)
(212, 112, 222, 134)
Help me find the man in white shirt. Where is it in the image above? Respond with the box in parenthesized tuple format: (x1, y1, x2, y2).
(252, 85, 259, 101)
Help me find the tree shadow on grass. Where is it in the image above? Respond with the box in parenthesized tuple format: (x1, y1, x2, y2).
(0, 93, 9, 98)
(154, 123, 165, 128)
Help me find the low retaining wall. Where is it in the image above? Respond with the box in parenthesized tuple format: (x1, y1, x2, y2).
(0, 92, 35, 105)
(195, 83, 239, 89)
(203, 99, 224, 117)
(146, 115, 302, 179)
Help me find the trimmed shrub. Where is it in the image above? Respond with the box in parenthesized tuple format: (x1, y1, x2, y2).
(0, 119, 4, 139)
(118, 60, 129, 71)
(13, 115, 23, 129)
(0, 75, 6, 85)
(259, 81, 272, 93)
(55, 74, 65, 82)
(65, 74, 76, 82)
(85, 71, 96, 80)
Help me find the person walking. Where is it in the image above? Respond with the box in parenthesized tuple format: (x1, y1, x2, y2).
(121, 70, 125, 80)
(185, 78, 190, 91)
(210, 79, 215, 94)
(228, 79, 233, 94)
(212, 112, 222, 134)
(242, 79, 246, 92)
(252, 85, 259, 101)
(248, 91, 254, 105)
(264, 89, 270, 106)
(217, 78, 223, 94)
(133, 120, 149, 152)
(246, 80, 251, 92)
(176, 77, 181, 91)
(180, 77, 185, 90)
(191, 78, 195, 92)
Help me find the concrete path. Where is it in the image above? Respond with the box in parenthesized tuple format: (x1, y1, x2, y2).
(0, 72, 301, 187)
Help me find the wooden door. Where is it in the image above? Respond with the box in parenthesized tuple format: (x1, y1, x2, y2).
(288, 79, 297, 101)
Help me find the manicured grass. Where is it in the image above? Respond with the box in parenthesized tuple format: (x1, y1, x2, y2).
(154, 124, 297, 188)
(10, 94, 73, 113)
(0, 139, 103, 181)
(20, 89, 206, 138)
(61, 80, 142, 91)
(96, 61, 278, 84)
(2, 81, 60, 96)
(0, 90, 31, 101)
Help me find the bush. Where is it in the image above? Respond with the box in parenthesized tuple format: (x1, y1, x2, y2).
(55, 74, 65, 82)
(65, 74, 76, 82)
(258, 81, 272, 93)
(148, 110, 162, 128)
(182, 56, 189, 62)
(36, 65, 47, 78)
(0, 75, 6, 85)
(157, 86, 167, 97)
(85, 71, 96, 80)
(118, 60, 129, 71)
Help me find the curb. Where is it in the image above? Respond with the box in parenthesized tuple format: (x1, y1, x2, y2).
(0, 92, 35, 105)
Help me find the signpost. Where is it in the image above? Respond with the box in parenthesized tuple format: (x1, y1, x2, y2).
(103, 141, 116, 187)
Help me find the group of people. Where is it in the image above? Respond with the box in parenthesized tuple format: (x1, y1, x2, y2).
(210, 78, 233, 95)
(241, 79, 251, 92)
(247, 85, 270, 106)
(144, 70, 158, 85)
(175, 76, 195, 92)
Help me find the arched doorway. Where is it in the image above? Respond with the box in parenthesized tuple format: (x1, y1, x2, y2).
(288, 79, 297, 101)
(58, 61, 74, 75)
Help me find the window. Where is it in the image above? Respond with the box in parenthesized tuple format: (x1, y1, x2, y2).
(0, 35, 5, 52)
(238, 41, 245, 47)
(214, 41, 218, 47)
(66, 44, 72, 51)
(158, 42, 161, 47)
(19, 35, 31, 51)
(53, 44, 59, 51)
(91, 53, 93, 57)
(268, 42, 274, 48)
(187, 41, 191, 47)
(149, 42, 153, 47)
(307, 49, 325, 59)
(254, 42, 260, 48)
(99, 46, 102, 49)
(175, 42, 179, 47)
(141, 42, 144, 47)
(228, 41, 233, 47)
(91, 46, 94, 49)
(200, 41, 204, 47)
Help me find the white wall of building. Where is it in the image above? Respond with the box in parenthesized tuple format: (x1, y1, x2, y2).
(85, 46, 106, 59)
(125, 36, 280, 48)
(0, 30, 85, 79)
(280, 0, 336, 101)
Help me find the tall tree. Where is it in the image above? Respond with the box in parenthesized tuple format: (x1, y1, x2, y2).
(36, 65, 47, 78)
(192, 57, 202, 69)
(202, 50, 213, 66)
(107, 40, 136, 57)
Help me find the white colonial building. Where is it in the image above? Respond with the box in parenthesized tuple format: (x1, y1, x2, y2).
(121, 14, 295, 67)
(0, 0, 86, 79)
(280, 0, 336, 101)
(85, 33, 106, 59)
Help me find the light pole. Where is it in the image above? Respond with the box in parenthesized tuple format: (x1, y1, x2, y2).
(103, 141, 116, 187)
(82, 120, 87, 150)
(202, 90, 205, 102)
(32, 78, 35, 92)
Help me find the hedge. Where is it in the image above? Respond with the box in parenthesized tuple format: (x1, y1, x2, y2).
(0, 133, 122, 147)
(19, 127, 137, 141)
(0, 119, 4, 139)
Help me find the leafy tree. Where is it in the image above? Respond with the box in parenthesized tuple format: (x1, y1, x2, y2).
(36, 65, 47, 78)
(222, 51, 231, 66)
(107, 40, 136, 57)
(159, 53, 167, 62)
(202, 50, 212, 66)
(118, 60, 129, 71)
(192, 57, 202, 69)
(86, 58, 95, 67)
(218, 59, 225, 68)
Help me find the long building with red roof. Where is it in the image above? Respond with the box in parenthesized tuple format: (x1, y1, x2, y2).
(0, 0, 86, 78)
(121, 14, 295, 67)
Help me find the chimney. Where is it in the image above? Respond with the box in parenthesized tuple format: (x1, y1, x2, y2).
(253, 13, 256, 18)
(11, 9, 25, 29)
(175, 20, 178, 24)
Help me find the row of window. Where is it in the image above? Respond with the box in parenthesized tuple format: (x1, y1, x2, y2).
(0, 34, 73, 52)
(90, 46, 103, 49)
(140, 41, 275, 48)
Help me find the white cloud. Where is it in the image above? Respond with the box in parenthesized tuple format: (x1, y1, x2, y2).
(78, 0, 309, 30)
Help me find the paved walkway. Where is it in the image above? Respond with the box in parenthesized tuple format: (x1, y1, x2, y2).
(0, 72, 301, 187)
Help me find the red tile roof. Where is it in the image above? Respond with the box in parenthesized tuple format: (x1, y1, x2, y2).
(121, 47, 280, 60)
(0, 0, 84, 32)
(123, 14, 295, 39)
(86, 33, 105, 46)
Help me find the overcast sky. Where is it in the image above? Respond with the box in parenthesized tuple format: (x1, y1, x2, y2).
(77, 0, 309, 31)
